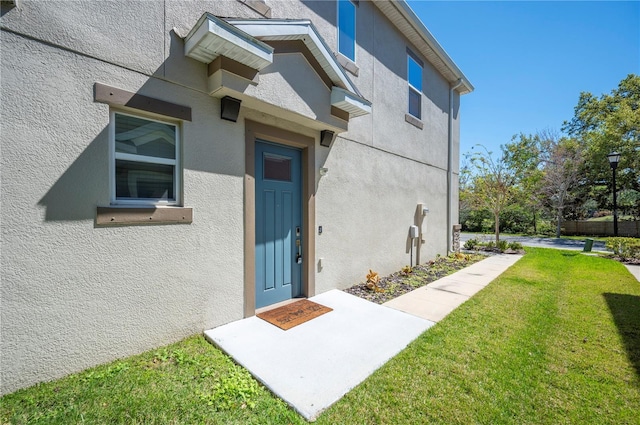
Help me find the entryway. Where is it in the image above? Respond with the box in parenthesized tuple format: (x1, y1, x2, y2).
(255, 141, 303, 309)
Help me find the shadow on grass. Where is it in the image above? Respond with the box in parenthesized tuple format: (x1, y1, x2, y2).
(603, 293, 640, 385)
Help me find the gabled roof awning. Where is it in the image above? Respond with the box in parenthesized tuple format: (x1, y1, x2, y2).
(226, 19, 371, 118)
(184, 13, 274, 71)
(226, 19, 366, 99)
(184, 15, 371, 119)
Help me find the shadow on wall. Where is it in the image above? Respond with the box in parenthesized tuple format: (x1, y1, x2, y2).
(301, 0, 454, 115)
(603, 292, 640, 386)
(37, 30, 243, 222)
(38, 128, 109, 222)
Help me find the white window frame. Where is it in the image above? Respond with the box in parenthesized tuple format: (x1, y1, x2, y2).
(109, 110, 181, 206)
(407, 51, 423, 120)
(337, 0, 357, 62)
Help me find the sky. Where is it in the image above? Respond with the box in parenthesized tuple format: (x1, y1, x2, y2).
(406, 0, 640, 158)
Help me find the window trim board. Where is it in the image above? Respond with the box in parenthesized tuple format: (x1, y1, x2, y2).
(95, 83, 192, 122)
(96, 206, 193, 226)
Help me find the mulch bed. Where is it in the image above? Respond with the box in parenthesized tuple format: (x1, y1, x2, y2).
(343, 254, 487, 304)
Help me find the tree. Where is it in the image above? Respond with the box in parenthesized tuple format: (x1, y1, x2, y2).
(563, 74, 640, 218)
(503, 133, 545, 233)
(503, 130, 585, 237)
(539, 137, 584, 237)
(463, 145, 516, 243)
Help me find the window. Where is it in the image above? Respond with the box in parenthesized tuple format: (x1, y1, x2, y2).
(408, 51, 423, 120)
(111, 112, 180, 205)
(264, 154, 292, 182)
(338, 0, 356, 62)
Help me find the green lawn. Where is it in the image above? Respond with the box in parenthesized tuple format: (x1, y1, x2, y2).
(2, 249, 639, 424)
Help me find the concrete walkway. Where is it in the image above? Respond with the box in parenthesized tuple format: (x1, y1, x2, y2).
(625, 264, 640, 282)
(204, 254, 523, 421)
(384, 254, 523, 322)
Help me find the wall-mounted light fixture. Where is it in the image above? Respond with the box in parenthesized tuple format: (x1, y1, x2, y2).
(320, 130, 335, 147)
(319, 167, 329, 176)
(220, 96, 242, 122)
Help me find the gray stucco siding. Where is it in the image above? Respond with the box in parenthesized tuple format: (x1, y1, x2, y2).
(1, 30, 245, 394)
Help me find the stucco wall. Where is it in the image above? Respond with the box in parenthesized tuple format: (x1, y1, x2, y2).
(1, 0, 465, 395)
(0, 26, 249, 394)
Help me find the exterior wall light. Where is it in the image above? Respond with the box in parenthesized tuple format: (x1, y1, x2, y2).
(320, 130, 335, 147)
(220, 96, 242, 122)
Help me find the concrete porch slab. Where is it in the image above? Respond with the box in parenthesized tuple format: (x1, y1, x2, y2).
(204, 289, 433, 421)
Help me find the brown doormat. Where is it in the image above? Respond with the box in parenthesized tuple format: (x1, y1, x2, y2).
(257, 299, 333, 330)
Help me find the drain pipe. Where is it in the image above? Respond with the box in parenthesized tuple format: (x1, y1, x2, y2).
(447, 79, 463, 254)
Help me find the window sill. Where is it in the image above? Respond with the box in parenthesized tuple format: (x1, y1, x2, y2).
(405, 113, 424, 130)
(96, 206, 193, 226)
(335, 52, 359, 77)
(236, 0, 271, 18)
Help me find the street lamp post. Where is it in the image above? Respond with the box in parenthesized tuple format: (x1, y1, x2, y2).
(607, 152, 621, 237)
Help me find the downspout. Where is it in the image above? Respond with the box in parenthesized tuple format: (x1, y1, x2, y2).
(447, 79, 463, 253)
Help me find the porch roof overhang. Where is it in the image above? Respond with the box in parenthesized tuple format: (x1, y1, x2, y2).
(184, 13, 274, 70)
(184, 15, 371, 119)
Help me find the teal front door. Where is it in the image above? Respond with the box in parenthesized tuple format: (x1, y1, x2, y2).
(255, 141, 302, 308)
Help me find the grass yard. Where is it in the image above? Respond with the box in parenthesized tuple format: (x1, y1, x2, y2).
(319, 249, 640, 424)
(2, 248, 639, 424)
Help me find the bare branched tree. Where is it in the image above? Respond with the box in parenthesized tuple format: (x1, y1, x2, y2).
(465, 145, 516, 244)
(538, 132, 585, 237)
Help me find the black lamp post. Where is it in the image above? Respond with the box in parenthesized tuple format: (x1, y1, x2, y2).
(607, 152, 621, 237)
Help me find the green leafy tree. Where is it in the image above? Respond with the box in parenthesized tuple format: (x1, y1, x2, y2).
(503, 130, 585, 237)
(503, 133, 545, 233)
(563, 74, 640, 217)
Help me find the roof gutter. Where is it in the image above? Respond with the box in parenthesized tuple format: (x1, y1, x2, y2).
(394, 1, 474, 94)
(448, 78, 464, 253)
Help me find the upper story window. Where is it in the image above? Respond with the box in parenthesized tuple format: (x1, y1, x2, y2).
(111, 112, 180, 205)
(338, 0, 356, 62)
(407, 50, 423, 120)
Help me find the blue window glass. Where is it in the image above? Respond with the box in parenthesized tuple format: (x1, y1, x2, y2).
(338, 0, 356, 61)
(408, 54, 423, 119)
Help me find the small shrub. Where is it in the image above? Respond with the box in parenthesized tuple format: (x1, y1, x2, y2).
(485, 241, 495, 250)
(463, 238, 480, 250)
(366, 269, 382, 292)
(606, 237, 640, 260)
(497, 240, 509, 253)
(400, 265, 413, 276)
(508, 241, 523, 250)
